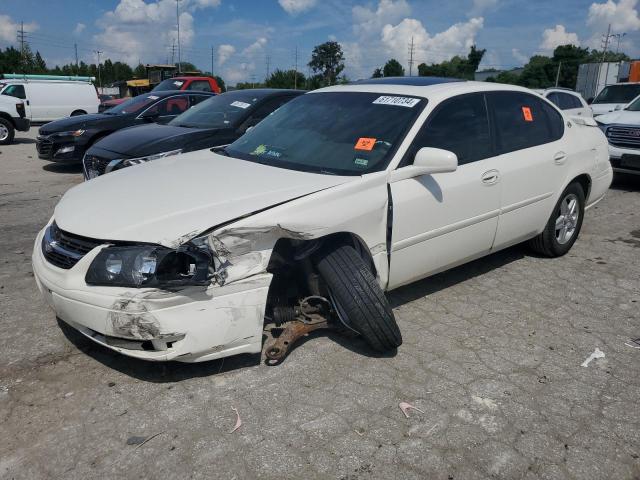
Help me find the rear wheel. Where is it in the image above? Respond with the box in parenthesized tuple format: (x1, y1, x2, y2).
(0, 118, 15, 145)
(529, 182, 585, 257)
(316, 244, 402, 352)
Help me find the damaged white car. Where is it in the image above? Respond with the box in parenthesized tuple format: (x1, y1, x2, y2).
(33, 78, 613, 363)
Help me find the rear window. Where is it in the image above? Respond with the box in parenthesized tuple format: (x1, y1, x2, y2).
(489, 91, 564, 154)
(592, 84, 640, 104)
(153, 79, 187, 91)
(105, 94, 160, 115)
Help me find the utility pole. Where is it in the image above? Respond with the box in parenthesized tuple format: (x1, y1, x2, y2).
(211, 46, 214, 75)
(265, 54, 271, 80)
(294, 46, 298, 89)
(94, 50, 103, 91)
(600, 24, 612, 88)
(408, 36, 415, 76)
(74, 43, 79, 67)
(555, 61, 562, 87)
(612, 32, 627, 55)
(17, 21, 28, 72)
(176, 0, 182, 73)
(170, 41, 176, 66)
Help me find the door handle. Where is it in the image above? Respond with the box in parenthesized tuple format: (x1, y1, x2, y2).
(554, 152, 567, 165)
(481, 169, 499, 185)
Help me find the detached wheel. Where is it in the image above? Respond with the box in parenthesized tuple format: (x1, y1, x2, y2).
(0, 118, 15, 145)
(529, 182, 585, 257)
(316, 244, 402, 352)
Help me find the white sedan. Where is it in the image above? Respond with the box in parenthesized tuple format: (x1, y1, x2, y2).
(32, 78, 613, 363)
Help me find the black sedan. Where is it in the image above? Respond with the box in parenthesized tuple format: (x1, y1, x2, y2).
(36, 90, 216, 164)
(83, 89, 304, 179)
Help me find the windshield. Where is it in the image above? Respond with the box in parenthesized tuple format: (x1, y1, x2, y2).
(169, 92, 262, 128)
(225, 92, 424, 175)
(105, 94, 160, 115)
(626, 95, 640, 111)
(592, 84, 640, 104)
(153, 78, 187, 91)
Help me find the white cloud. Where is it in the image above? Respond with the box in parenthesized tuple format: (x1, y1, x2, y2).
(242, 37, 267, 57)
(278, 0, 317, 15)
(470, 0, 499, 16)
(587, 0, 640, 32)
(0, 14, 38, 44)
(352, 0, 411, 38)
(217, 44, 236, 66)
(73, 23, 86, 35)
(93, 0, 219, 65)
(511, 48, 529, 65)
(381, 17, 484, 65)
(539, 24, 580, 51)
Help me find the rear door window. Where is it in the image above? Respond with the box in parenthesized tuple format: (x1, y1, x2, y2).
(187, 80, 212, 92)
(488, 91, 564, 154)
(407, 92, 492, 166)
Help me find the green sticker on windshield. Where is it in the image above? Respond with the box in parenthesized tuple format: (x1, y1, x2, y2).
(354, 157, 369, 167)
(251, 144, 267, 156)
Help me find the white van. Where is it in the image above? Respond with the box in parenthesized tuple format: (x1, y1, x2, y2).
(0, 77, 99, 122)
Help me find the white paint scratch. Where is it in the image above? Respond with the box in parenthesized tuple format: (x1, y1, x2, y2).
(399, 402, 424, 418)
(229, 406, 242, 433)
(581, 347, 605, 367)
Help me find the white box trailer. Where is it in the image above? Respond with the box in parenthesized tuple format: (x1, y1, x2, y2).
(0, 74, 99, 122)
(576, 62, 625, 101)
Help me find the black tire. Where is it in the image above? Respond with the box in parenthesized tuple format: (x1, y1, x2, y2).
(0, 118, 15, 145)
(529, 182, 585, 257)
(316, 244, 402, 352)
(70, 110, 86, 116)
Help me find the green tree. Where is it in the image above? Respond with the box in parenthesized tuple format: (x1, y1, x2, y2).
(485, 70, 521, 84)
(517, 55, 555, 88)
(383, 58, 404, 77)
(308, 41, 344, 86)
(33, 51, 47, 73)
(176, 61, 198, 72)
(417, 45, 485, 80)
(265, 69, 306, 89)
(551, 45, 589, 89)
(133, 63, 147, 78)
(372, 67, 383, 78)
(213, 75, 226, 92)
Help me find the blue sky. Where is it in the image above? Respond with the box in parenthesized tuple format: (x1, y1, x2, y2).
(1, 0, 639, 85)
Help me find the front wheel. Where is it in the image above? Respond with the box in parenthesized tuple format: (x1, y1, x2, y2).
(316, 244, 402, 352)
(529, 182, 585, 257)
(0, 118, 15, 145)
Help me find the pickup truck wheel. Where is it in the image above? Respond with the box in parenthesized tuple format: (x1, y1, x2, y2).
(0, 118, 15, 145)
(316, 244, 402, 352)
(529, 182, 585, 257)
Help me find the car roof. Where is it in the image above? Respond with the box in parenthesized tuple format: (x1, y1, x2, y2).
(350, 76, 464, 87)
(313, 78, 543, 103)
(143, 90, 216, 98)
(222, 88, 305, 98)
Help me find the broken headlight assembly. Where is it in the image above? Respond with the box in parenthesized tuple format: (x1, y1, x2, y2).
(85, 244, 212, 288)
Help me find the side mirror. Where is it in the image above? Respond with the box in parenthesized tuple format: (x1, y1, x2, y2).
(587, 97, 594, 104)
(390, 147, 458, 182)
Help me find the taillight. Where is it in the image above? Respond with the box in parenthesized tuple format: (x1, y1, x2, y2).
(16, 102, 25, 118)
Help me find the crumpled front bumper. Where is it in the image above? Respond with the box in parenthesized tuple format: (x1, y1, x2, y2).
(32, 227, 269, 362)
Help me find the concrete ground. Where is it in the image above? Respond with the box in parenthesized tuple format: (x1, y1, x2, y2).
(1, 128, 639, 480)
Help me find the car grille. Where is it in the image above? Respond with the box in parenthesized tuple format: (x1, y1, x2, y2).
(83, 154, 114, 180)
(36, 136, 54, 156)
(42, 223, 103, 269)
(606, 126, 640, 149)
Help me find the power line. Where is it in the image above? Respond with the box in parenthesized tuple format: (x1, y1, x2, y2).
(17, 21, 29, 72)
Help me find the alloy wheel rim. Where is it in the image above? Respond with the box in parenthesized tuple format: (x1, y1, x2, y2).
(0, 124, 8, 141)
(555, 193, 579, 245)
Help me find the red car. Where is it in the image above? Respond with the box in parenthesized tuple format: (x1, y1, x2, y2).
(99, 77, 221, 112)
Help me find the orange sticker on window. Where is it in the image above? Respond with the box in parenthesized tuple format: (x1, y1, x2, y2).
(355, 137, 376, 151)
(522, 106, 533, 122)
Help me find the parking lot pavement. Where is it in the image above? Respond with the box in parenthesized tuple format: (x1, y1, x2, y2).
(1, 128, 639, 480)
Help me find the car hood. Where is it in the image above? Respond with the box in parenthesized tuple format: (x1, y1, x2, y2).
(39, 113, 122, 134)
(596, 109, 640, 125)
(591, 103, 627, 116)
(93, 123, 222, 157)
(54, 151, 353, 246)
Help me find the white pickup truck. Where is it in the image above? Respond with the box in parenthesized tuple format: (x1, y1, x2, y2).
(0, 93, 30, 144)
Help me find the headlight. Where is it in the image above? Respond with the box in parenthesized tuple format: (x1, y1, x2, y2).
(86, 244, 212, 288)
(122, 149, 183, 167)
(595, 121, 608, 134)
(54, 129, 85, 138)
